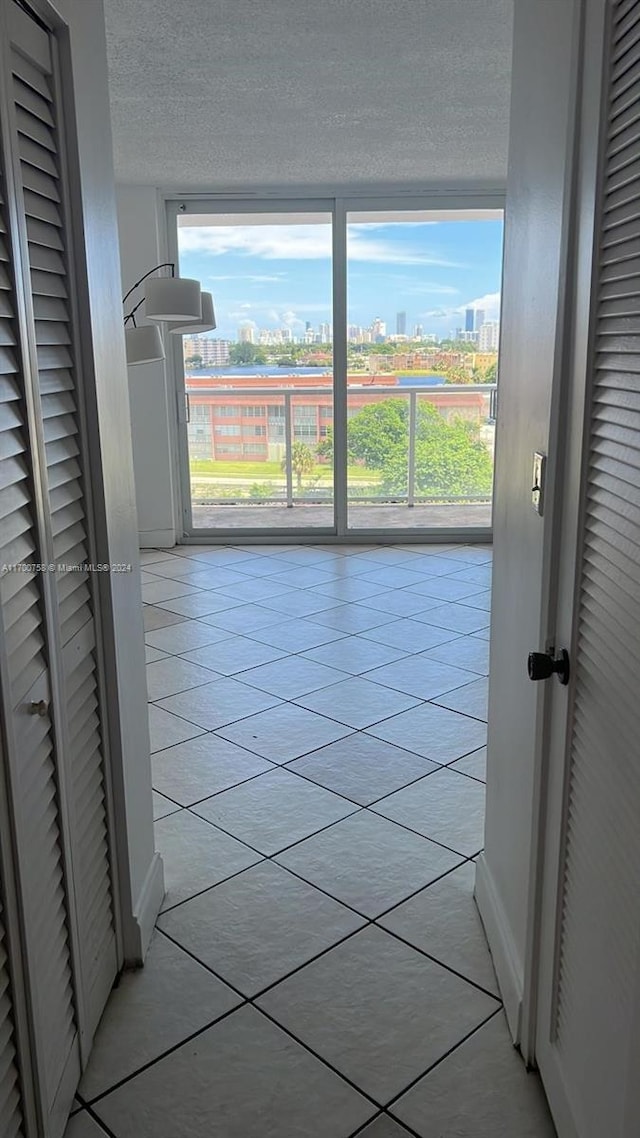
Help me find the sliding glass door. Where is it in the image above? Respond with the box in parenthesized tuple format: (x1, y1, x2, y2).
(173, 206, 335, 532)
(345, 208, 502, 532)
(168, 198, 503, 540)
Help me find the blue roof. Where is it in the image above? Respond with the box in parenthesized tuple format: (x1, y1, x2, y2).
(397, 375, 445, 387)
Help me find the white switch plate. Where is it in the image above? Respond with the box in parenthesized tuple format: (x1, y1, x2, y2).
(532, 451, 546, 515)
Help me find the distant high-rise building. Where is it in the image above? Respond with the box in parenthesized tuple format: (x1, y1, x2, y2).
(414, 323, 424, 339)
(183, 336, 230, 366)
(396, 311, 407, 336)
(319, 322, 331, 343)
(465, 307, 475, 333)
(475, 308, 486, 331)
(479, 320, 500, 351)
(305, 321, 312, 332)
(238, 323, 255, 344)
(371, 317, 386, 342)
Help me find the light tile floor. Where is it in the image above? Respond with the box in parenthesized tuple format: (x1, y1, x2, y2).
(69, 542, 556, 1138)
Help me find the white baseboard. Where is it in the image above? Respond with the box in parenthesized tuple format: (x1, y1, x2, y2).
(138, 529, 177, 549)
(475, 854, 523, 1042)
(124, 852, 165, 965)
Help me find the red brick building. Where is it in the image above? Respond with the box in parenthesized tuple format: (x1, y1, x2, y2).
(186, 372, 492, 462)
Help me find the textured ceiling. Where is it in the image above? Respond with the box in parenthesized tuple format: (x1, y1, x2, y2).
(104, 0, 513, 190)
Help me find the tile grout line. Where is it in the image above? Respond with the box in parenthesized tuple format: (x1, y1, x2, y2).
(179, 779, 482, 868)
(83, 914, 501, 1122)
(157, 847, 497, 1002)
(383, 1006, 504, 1116)
(93, 543, 494, 1134)
(149, 674, 487, 752)
(151, 738, 486, 814)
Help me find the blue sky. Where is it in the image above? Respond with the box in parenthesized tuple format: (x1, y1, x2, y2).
(177, 215, 503, 342)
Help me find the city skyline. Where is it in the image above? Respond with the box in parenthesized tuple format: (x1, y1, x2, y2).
(177, 215, 504, 341)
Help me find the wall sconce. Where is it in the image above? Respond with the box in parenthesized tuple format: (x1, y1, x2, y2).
(123, 263, 214, 365)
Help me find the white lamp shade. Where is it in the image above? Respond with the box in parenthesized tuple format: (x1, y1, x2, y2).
(145, 276, 202, 322)
(167, 292, 216, 335)
(125, 324, 165, 365)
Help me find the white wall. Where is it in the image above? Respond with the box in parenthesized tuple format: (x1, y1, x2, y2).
(56, 0, 163, 960)
(476, 0, 581, 1043)
(116, 185, 180, 548)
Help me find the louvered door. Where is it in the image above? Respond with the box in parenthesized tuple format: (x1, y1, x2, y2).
(7, 2, 118, 1044)
(0, 896, 23, 1138)
(535, 1, 640, 1135)
(0, 117, 80, 1136)
(0, 128, 26, 1138)
(0, 1, 121, 1135)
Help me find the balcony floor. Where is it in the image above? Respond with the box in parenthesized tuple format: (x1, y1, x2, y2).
(70, 542, 554, 1138)
(191, 500, 493, 531)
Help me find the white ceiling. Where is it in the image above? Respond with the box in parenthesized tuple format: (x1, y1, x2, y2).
(104, 0, 513, 191)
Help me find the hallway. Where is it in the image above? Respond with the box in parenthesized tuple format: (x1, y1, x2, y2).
(68, 542, 554, 1137)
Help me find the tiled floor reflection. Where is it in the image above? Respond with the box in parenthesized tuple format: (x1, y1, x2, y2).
(70, 542, 555, 1138)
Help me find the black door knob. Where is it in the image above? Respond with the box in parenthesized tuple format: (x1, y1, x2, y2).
(528, 649, 570, 686)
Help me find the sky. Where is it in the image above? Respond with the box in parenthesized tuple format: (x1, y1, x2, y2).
(177, 215, 504, 342)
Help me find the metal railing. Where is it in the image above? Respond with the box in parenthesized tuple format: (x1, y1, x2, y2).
(186, 382, 497, 509)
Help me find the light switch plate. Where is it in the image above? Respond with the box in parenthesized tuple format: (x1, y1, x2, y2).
(532, 451, 546, 516)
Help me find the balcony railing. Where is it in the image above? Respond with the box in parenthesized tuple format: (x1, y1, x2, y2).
(186, 382, 497, 510)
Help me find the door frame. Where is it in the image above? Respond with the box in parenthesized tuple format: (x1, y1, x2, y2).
(10, 0, 160, 966)
(532, 0, 640, 1126)
(164, 188, 504, 544)
(518, 0, 611, 1120)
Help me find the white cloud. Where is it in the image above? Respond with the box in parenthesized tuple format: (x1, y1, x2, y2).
(418, 291, 501, 323)
(181, 225, 331, 261)
(209, 273, 284, 283)
(180, 224, 460, 267)
(419, 307, 452, 320)
(403, 284, 460, 297)
(224, 300, 329, 315)
(464, 291, 501, 317)
(228, 311, 258, 324)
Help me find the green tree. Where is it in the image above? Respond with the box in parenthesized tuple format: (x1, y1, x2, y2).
(347, 401, 409, 468)
(445, 366, 474, 384)
(185, 354, 203, 368)
(228, 342, 268, 366)
(346, 399, 493, 500)
(284, 441, 316, 491)
(438, 338, 477, 353)
(316, 428, 333, 462)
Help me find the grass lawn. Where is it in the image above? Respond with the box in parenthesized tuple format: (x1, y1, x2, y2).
(190, 460, 378, 484)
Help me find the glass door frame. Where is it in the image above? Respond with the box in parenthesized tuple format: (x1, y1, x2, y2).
(165, 191, 505, 545)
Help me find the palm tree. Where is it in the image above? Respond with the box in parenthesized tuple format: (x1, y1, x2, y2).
(284, 442, 315, 491)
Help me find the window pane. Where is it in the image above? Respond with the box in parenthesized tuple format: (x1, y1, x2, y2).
(178, 211, 334, 530)
(346, 208, 502, 531)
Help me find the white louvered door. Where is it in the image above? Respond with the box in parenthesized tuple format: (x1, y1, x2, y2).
(0, 1, 120, 1135)
(6, 2, 119, 1045)
(535, 1, 640, 1135)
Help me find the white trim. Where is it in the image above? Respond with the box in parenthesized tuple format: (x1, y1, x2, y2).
(155, 188, 184, 545)
(124, 852, 165, 965)
(475, 854, 523, 1043)
(160, 182, 506, 203)
(332, 198, 347, 535)
(165, 192, 503, 542)
(139, 528, 177, 549)
(178, 529, 493, 547)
